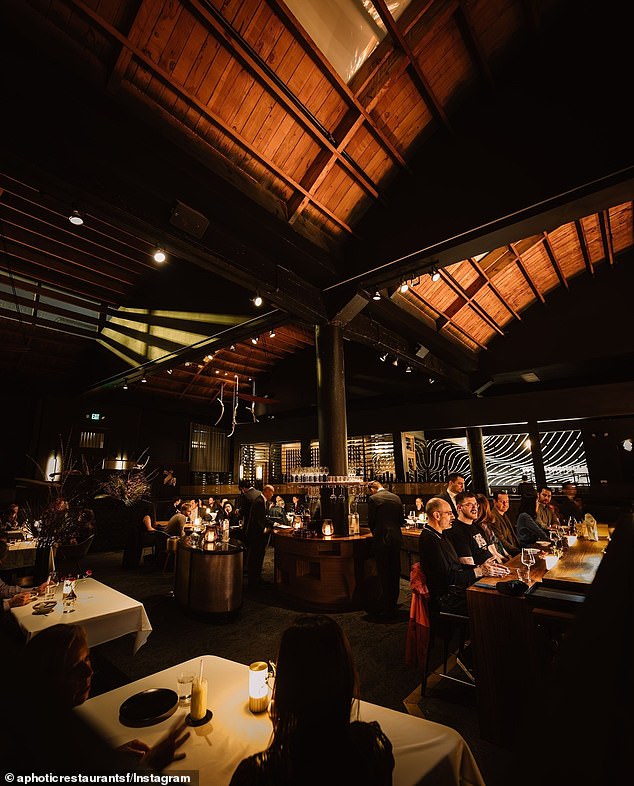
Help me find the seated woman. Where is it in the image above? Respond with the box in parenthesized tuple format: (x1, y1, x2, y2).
(414, 496, 425, 515)
(122, 501, 166, 568)
(475, 493, 509, 563)
(229, 613, 394, 786)
(516, 491, 550, 547)
(267, 495, 286, 522)
(18, 624, 190, 771)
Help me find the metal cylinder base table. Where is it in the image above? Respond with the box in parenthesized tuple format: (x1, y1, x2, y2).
(174, 538, 244, 614)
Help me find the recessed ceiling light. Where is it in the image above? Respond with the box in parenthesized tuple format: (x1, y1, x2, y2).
(68, 209, 84, 226)
(230, 344, 236, 351)
(521, 372, 540, 383)
(153, 247, 166, 263)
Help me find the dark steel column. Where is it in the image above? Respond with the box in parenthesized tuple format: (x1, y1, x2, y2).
(466, 426, 489, 494)
(528, 422, 547, 489)
(315, 323, 349, 534)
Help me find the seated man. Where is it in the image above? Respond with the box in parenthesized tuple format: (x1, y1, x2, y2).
(536, 486, 558, 531)
(0, 541, 47, 609)
(489, 490, 521, 557)
(166, 501, 191, 537)
(554, 481, 585, 524)
(445, 491, 492, 566)
(418, 497, 508, 616)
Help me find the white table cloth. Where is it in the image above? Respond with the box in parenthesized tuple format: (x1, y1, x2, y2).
(11, 577, 152, 654)
(4, 539, 37, 570)
(77, 655, 484, 786)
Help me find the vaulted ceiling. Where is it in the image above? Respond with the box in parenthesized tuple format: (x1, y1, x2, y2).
(0, 0, 632, 424)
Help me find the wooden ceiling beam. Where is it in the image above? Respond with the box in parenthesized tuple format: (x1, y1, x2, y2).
(455, 0, 495, 88)
(573, 219, 594, 276)
(541, 232, 568, 289)
(269, 0, 408, 170)
(372, 0, 451, 132)
(469, 258, 521, 320)
(599, 209, 615, 265)
(184, 0, 382, 202)
(509, 242, 545, 303)
(67, 0, 356, 239)
(438, 268, 505, 335)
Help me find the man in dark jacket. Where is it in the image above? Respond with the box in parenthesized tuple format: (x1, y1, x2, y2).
(245, 484, 274, 589)
(367, 480, 404, 620)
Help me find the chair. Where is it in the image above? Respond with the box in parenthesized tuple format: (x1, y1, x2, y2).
(54, 535, 95, 576)
(162, 536, 179, 573)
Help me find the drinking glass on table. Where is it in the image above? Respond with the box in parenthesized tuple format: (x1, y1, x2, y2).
(521, 548, 535, 583)
(46, 571, 59, 599)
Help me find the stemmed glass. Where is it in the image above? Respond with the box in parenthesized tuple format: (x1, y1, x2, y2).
(46, 571, 58, 600)
(521, 548, 535, 583)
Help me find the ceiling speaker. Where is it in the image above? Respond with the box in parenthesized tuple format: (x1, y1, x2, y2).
(170, 201, 209, 239)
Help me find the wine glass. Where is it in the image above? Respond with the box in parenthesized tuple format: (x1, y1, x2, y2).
(46, 571, 58, 600)
(521, 548, 535, 583)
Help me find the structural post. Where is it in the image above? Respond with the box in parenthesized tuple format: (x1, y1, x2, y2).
(528, 422, 547, 489)
(466, 426, 489, 494)
(315, 322, 349, 534)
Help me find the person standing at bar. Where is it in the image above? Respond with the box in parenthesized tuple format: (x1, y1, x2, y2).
(245, 484, 275, 589)
(367, 480, 403, 621)
(438, 472, 465, 518)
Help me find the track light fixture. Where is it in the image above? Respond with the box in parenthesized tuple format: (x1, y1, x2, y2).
(166, 368, 173, 375)
(251, 336, 259, 345)
(269, 329, 276, 338)
(230, 344, 236, 351)
(405, 365, 412, 373)
(431, 267, 440, 282)
(141, 376, 147, 383)
(392, 358, 398, 367)
(399, 280, 409, 293)
(68, 209, 84, 226)
(122, 380, 129, 390)
(372, 290, 381, 301)
(379, 353, 388, 362)
(153, 247, 166, 263)
(252, 293, 263, 307)
(428, 377, 436, 384)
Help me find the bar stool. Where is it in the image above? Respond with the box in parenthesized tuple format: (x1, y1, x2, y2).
(423, 610, 475, 695)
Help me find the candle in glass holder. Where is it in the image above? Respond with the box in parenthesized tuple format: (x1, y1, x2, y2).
(249, 661, 269, 713)
(191, 676, 208, 721)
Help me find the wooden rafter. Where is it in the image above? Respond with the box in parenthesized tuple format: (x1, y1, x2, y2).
(372, 0, 451, 131)
(509, 242, 545, 303)
(541, 232, 568, 289)
(406, 287, 487, 350)
(68, 0, 357, 237)
(270, 0, 408, 170)
(573, 219, 594, 276)
(184, 0, 382, 202)
(468, 258, 521, 320)
(438, 268, 505, 335)
(455, 0, 494, 88)
(599, 210, 615, 265)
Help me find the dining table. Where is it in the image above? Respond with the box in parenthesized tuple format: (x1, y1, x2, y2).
(10, 577, 152, 654)
(77, 654, 486, 786)
(4, 537, 38, 570)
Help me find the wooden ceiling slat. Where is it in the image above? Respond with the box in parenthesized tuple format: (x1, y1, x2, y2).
(184, 0, 382, 202)
(373, 0, 450, 130)
(541, 231, 569, 289)
(509, 242, 545, 303)
(609, 203, 633, 254)
(574, 218, 594, 276)
(438, 268, 504, 335)
(417, 10, 473, 107)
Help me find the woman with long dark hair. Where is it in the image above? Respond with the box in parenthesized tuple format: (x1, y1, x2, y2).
(229, 614, 394, 785)
(516, 491, 550, 546)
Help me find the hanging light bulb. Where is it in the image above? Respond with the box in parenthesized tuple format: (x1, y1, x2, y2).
(153, 247, 166, 263)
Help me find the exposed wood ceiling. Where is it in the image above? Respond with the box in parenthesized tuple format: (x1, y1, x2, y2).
(0, 0, 632, 425)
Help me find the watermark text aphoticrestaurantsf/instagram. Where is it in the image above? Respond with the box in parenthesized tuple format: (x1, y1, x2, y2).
(4, 774, 197, 785)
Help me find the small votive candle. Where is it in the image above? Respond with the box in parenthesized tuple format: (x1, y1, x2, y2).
(544, 554, 559, 570)
(190, 676, 208, 721)
(249, 661, 269, 713)
(566, 535, 577, 547)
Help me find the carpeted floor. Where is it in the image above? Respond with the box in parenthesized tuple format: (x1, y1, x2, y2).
(67, 547, 515, 785)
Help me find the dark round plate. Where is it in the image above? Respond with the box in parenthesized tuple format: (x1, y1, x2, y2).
(119, 688, 178, 727)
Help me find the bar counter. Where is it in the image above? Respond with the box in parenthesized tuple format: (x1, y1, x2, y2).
(273, 528, 376, 611)
(467, 527, 608, 747)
